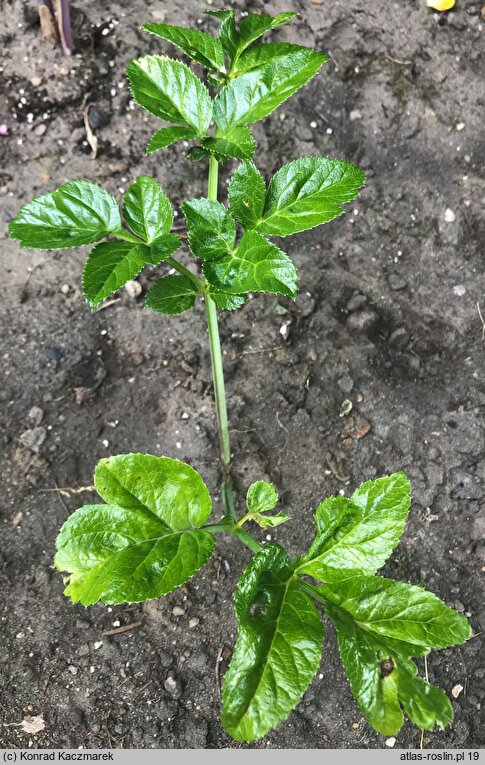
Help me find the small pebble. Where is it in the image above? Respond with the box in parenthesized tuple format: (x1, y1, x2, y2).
(28, 406, 44, 425)
(31, 76, 43, 87)
(125, 280, 142, 299)
(93, 641, 103, 650)
(350, 109, 362, 121)
(456, 122, 465, 131)
(452, 684, 464, 698)
(19, 426, 46, 453)
(172, 606, 185, 616)
(68, 665, 78, 675)
(34, 124, 47, 137)
(385, 737, 396, 748)
(444, 208, 456, 223)
(453, 284, 466, 297)
(189, 618, 200, 629)
(61, 283, 70, 295)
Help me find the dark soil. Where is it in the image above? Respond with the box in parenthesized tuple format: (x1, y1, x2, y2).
(1, 0, 484, 750)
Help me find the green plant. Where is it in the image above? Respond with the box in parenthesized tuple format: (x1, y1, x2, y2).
(9, 9, 470, 744)
(53, 457, 470, 741)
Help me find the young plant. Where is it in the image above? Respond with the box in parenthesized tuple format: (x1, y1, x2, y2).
(9, 9, 470, 743)
(53, 458, 470, 741)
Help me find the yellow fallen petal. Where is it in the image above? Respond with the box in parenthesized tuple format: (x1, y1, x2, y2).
(426, 0, 455, 10)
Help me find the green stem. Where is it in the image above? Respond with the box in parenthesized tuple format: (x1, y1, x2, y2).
(204, 156, 235, 518)
(233, 527, 264, 554)
(166, 256, 204, 291)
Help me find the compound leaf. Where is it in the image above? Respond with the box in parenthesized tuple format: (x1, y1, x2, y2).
(54, 454, 215, 605)
(83, 241, 151, 309)
(236, 12, 297, 56)
(148, 233, 182, 263)
(126, 55, 213, 136)
(145, 274, 198, 315)
(246, 481, 279, 514)
(203, 230, 298, 298)
(214, 48, 328, 131)
(233, 42, 310, 76)
(9, 180, 121, 250)
(146, 126, 199, 155)
(205, 10, 238, 59)
(221, 544, 323, 742)
(202, 125, 255, 161)
(183, 198, 236, 260)
(142, 23, 226, 73)
(255, 156, 365, 236)
(298, 472, 411, 582)
(228, 161, 266, 230)
(318, 576, 471, 735)
(123, 176, 173, 243)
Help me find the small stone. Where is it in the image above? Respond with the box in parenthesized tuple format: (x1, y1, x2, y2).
(74, 387, 93, 405)
(87, 107, 110, 130)
(452, 684, 464, 698)
(19, 426, 46, 453)
(28, 406, 44, 425)
(350, 109, 362, 121)
(279, 320, 291, 340)
(61, 283, 70, 295)
(385, 737, 396, 748)
(59, 66, 69, 76)
(77, 644, 90, 656)
(388, 274, 407, 291)
(337, 376, 354, 394)
(456, 122, 465, 131)
(189, 618, 200, 629)
(16, 632, 25, 639)
(31, 76, 43, 87)
(124, 280, 142, 299)
(309, 120, 317, 129)
(164, 676, 179, 694)
(388, 327, 409, 350)
(444, 208, 456, 223)
(93, 641, 103, 650)
(347, 310, 378, 334)
(34, 124, 47, 137)
(346, 292, 367, 312)
(453, 284, 466, 297)
(68, 665, 78, 675)
(339, 399, 353, 417)
(172, 606, 185, 616)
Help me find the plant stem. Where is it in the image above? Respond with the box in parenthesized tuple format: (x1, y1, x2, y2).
(204, 156, 235, 518)
(166, 256, 204, 291)
(233, 528, 263, 554)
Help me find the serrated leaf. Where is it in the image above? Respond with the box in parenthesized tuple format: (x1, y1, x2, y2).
(252, 511, 289, 528)
(202, 125, 255, 161)
(187, 146, 212, 163)
(317, 576, 470, 735)
(146, 126, 198, 155)
(123, 176, 173, 243)
(142, 23, 226, 73)
(205, 10, 238, 59)
(233, 42, 309, 76)
(221, 544, 323, 741)
(54, 454, 215, 605)
(203, 230, 298, 298)
(9, 180, 121, 250)
(236, 12, 297, 56)
(246, 481, 278, 514)
(228, 161, 266, 230)
(183, 198, 236, 260)
(298, 472, 411, 582)
(82, 241, 151, 309)
(214, 48, 328, 131)
(254, 156, 365, 236)
(208, 291, 247, 310)
(148, 233, 182, 263)
(126, 55, 213, 135)
(145, 274, 198, 315)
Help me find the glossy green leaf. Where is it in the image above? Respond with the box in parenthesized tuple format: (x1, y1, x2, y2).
(317, 576, 471, 735)
(123, 176, 173, 243)
(142, 23, 226, 73)
(254, 156, 365, 236)
(298, 472, 411, 582)
(233, 42, 309, 76)
(202, 126, 255, 161)
(183, 198, 236, 260)
(146, 126, 198, 155)
(214, 48, 328, 131)
(205, 10, 238, 59)
(186, 146, 213, 163)
(145, 274, 199, 315)
(203, 230, 298, 298)
(82, 241, 150, 309)
(148, 234, 182, 262)
(208, 291, 247, 311)
(54, 454, 215, 605)
(246, 481, 278, 514)
(236, 13, 297, 56)
(126, 55, 213, 135)
(228, 161, 266, 230)
(9, 180, 121, 250)
(221, 544, 323, 741)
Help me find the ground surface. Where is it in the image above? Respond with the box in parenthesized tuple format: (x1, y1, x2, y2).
(1, 0, 484, 751)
